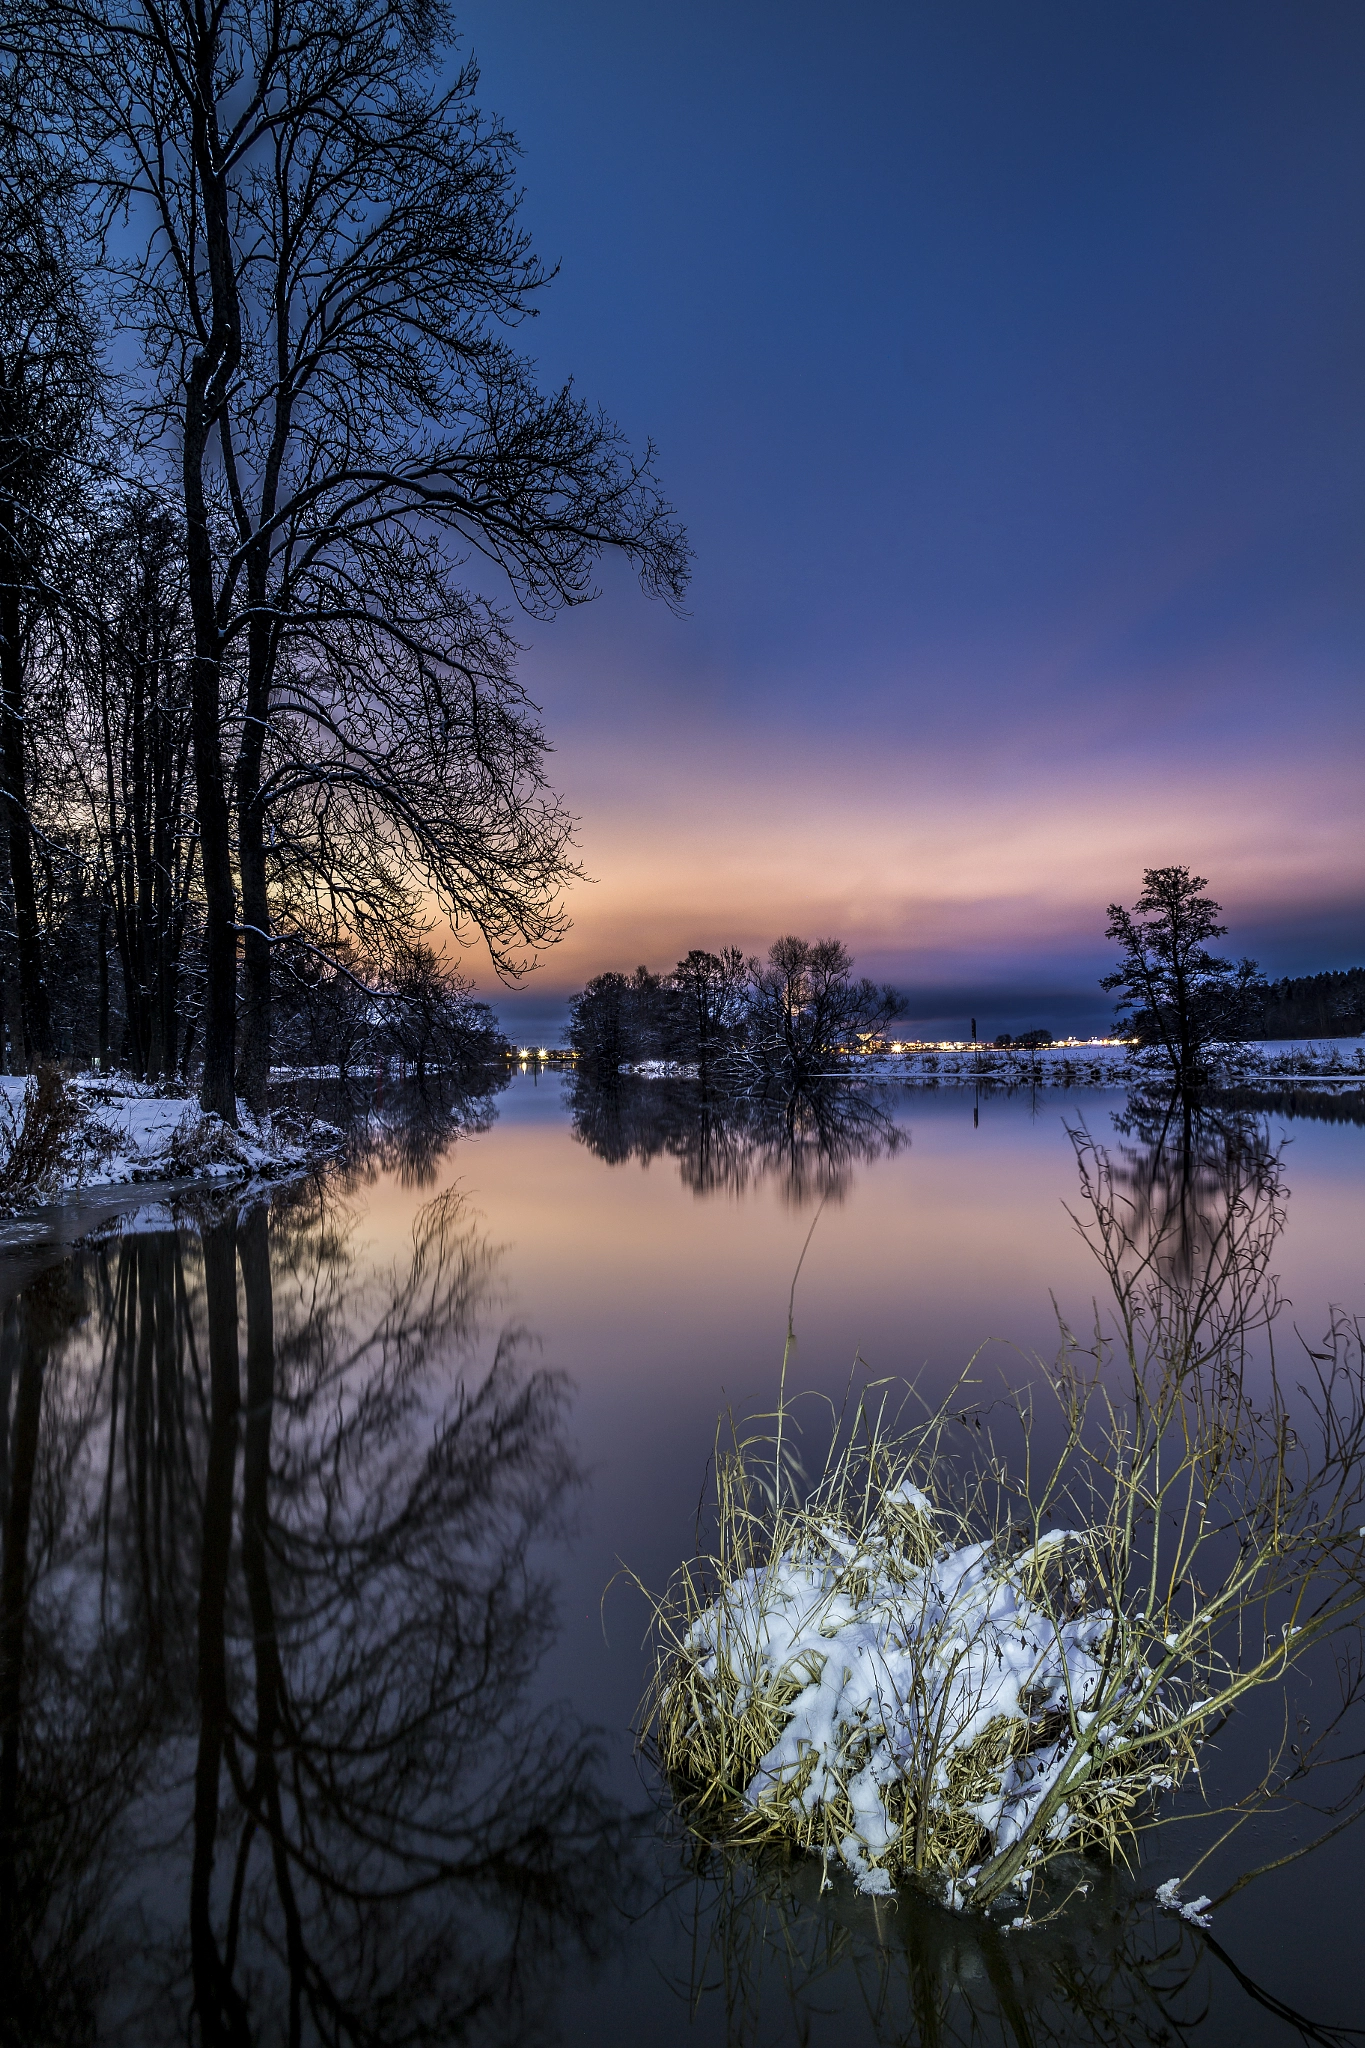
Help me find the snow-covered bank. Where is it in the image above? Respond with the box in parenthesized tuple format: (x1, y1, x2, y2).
(851, 1038, 1365, 1090)
(612, 1039, 1365, 1091)
(852, 1044, 1129, 1087)
(0, 1072, 340, 1215)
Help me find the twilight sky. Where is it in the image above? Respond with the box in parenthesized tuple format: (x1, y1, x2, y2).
(449, 0, 1364, 1040)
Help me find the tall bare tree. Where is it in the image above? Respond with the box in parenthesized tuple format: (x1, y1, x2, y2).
(42, 0, 688, 1119)
(73, 493, 198, 1080)
(0, 105, 100, 1066)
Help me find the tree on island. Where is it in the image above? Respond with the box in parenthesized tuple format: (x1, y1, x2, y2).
(744, 936, 903, 1083)
(669, 947, 750, 1072)
(569, 934, 903, 1082)
(1102, 866, 1263, 1090)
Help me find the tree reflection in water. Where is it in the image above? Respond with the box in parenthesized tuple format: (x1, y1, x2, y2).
(666, 1846, 1362, 2048)
(0, 1180, 626, 2046)
(569, 1075, 906, 1205)
(346, 1075, 507, 1191)
(4, 1091, 1364, 2046)
(1104, 1089, 1284, 1301)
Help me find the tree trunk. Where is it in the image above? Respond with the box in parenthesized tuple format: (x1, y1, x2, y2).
(235, 767, 270, 1118)
(0, 524, 49, 1069)
(180, 61, 243, 1125)
(233, 445, 280, 1120)
(97, 895, 109, 1068)
(183, 503, 238, 1119)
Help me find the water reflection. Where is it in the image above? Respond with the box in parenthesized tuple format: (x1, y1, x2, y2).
(0, 1260, 119, 2044)
(2, 1079, 1363, 2046)
(274, 1066, 510, 1190)
(1105, 1092, 1282, 1293)
(667, 1848, 1361, 2048)
(568, 1075, 906, 1205)
(1211, 1086, 1365, 1128)
(564, 1070, 1358, 1215)
(0, 1181, 625, 2045)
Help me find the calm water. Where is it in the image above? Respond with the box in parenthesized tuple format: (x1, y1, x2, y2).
(2, 1068, 1364, 2045)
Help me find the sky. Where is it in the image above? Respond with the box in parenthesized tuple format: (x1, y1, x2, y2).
(444, 0, 1364, 1041)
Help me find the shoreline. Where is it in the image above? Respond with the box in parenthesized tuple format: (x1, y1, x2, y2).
(1, 1040, 1358, 1267)
(0, 1166, 318, 1306)
(616, 1038, 1365, 1092)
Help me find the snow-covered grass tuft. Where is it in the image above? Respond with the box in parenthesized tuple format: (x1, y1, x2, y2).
(648, 1424, 1192, 1904)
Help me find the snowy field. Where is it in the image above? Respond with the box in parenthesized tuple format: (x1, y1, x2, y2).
(855, 1039, 1365, 1087)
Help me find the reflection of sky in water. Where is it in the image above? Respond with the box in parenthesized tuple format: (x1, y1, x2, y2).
(370, 1071, 1365, 1634)
(10, 1069, 1363, 2043)
(352, 1070, 1365, 2041)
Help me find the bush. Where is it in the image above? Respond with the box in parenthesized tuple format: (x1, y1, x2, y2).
(0, 1067, 95, 1207)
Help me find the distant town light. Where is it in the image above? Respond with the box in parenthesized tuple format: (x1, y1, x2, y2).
(538, 1047, 549, 1058)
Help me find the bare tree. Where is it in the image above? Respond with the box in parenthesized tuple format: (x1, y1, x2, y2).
(42, 0, 688, 1120)
(0, 102, 101, 1066)
(379, 939, 504, 1083)
(744, 936, 902, 1083)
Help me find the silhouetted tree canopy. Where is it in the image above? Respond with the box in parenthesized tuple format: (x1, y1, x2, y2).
(569, 935, 902, 1082)
(5, 0, 688, 1112)
(1102, 867, 1263, 1089)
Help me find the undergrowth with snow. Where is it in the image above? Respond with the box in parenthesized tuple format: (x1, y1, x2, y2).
(0, 1069, 339, 1211)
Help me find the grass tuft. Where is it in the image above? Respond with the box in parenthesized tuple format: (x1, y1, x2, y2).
(640, 1127, 1365, 1914)
(644, 1405, 1190, 1904)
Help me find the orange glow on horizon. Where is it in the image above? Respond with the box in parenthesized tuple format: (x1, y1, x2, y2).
(453, 722, 1365, 993)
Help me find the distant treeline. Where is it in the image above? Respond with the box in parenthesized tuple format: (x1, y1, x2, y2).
(569, 938, 902, 1083)
(274, 943, 506, 1080)
(1258, 970, 1365, 1039)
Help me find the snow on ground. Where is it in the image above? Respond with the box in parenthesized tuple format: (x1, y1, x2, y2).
(853, 1044, 1130, 1086)
(611, 1040, 1365, 1090)
(0, 1073, 337, 1205)
(851, 1039, 1365, 1089)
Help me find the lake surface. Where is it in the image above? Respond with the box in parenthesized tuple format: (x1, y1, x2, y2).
(3, 1067, 1364, 2045)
